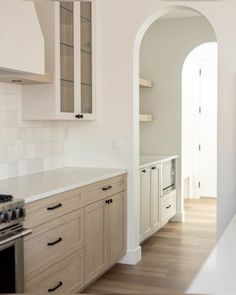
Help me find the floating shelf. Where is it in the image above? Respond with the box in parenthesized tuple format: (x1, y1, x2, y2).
(139, 114, 153, 122)
(139, 78, 153, 88)
(0, 72, 52, 85)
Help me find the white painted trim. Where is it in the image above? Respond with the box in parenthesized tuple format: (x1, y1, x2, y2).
(118, 246, 142, 265)
(171, 212, 185, 223)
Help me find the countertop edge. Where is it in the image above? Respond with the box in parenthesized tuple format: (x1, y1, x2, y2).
(139, 155, 178, 169)
(24, 170, 127, 204)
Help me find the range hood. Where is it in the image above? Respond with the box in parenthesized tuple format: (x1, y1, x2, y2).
(0, 2, 51, 84)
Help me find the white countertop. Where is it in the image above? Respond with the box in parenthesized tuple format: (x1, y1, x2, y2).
(187, 214, 236, 294)
(140, 154, 178, 168)
(0, 167, 127, 203)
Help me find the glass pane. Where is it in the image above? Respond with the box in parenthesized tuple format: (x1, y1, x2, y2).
(60, 6, 73, 47)
(61, 80, 74, 113)
(60, 2, 74, 113)
(81, 2, 91, 21)
(81, 2, 92, 114)
(81, 84, 92, 114)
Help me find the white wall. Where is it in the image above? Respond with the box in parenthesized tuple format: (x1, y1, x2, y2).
(67, 0, 236, 263)
(0, 83, 68, 180)
(140, 17, 216, 156)
(182, 43, 217, 199)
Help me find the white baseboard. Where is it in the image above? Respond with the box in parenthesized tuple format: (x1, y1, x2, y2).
(118, 246, 142, 265)
(171, 212, 185, 223)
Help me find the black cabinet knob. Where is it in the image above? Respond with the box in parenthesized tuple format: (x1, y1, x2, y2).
(75, 114, 84, 119)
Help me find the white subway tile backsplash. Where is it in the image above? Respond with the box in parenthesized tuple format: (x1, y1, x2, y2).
(0, 84, 68, 180)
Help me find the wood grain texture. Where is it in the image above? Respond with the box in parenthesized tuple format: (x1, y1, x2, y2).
(83, 198, 216, 294)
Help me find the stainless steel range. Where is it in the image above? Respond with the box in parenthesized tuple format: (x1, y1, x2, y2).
(0, 194, 32, 294)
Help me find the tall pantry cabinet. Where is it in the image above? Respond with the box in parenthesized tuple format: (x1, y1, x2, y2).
(22, 1, 96, 121)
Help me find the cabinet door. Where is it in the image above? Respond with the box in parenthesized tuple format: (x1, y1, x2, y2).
(140, 168, 152, 242)
(151, 165, 161, 232)
(84, 199, 107, 283)
(106, 192, 126, 265)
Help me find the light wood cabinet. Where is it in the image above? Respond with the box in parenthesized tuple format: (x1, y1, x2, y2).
(85, 191, 127, 284)
(106, 192, 126, 265)
(24, 173, 127, 293)
(84, 199, 107, 283)
(25, 249, 84, 294)
(22, 1, 95, 121)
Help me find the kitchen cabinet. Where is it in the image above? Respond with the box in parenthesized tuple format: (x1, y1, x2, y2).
(24, 173, 127, 293)
(85, 191, 126, 284)
(22, 1, 95, 121)
(141, 163, 177, 243)
(140, 167, 152, 241)
(140, 165, 161, 242)
(84, 199, 107, 283)
(160, 190, 176, 226)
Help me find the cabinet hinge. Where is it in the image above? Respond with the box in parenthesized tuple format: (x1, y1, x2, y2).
(198, 144, 201, 151)
(199, 69, 202, 76)
(198, 181, 201, 188)
(199, 106, 202, 114)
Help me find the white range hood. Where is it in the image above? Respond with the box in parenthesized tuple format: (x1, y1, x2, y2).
(0, 2, 51, 84)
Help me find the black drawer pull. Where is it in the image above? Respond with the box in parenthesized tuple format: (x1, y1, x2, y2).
(48, 281, 63, 292)
(166, 205, 172, 209)
(47, 203, 62, 211)
(142, 169, 146, 173)
(110, 198, 113, 203)
(102, 185, 112, 191)
(151, 167, 157, 170)
(105, 199, 110, 204)
(47, 237, 62, 246)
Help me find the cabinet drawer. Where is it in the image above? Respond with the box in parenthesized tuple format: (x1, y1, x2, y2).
(160, 191, 176, 223)
(25, 249, 84, 294)
(24, 209, 84, 280)
(24, 188, 84, 228)
(84, 174, 127, 206)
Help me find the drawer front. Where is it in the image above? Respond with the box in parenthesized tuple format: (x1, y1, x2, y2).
(160, 190, 176, 223)
(24, 209, 84, 280)
(25, 249, 84, 294)
(84, 174, 127, 206)
(25, 188, 84, 228)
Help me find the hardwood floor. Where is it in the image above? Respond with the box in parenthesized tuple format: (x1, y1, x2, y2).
(83, 198, 216, 294)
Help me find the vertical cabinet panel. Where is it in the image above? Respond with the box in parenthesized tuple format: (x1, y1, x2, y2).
(84, 200, 107, 283)
(140, 165, 161, 243)
(151, 166, 160, 232)
(106, 192, 126, 265)
(140, 168, 152, 241)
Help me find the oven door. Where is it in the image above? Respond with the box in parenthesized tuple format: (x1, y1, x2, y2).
(0, 228, 32, 294)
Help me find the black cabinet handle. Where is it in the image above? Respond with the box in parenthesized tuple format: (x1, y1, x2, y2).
(142, 169, 146, 173)
(47, 203, 62, 211)
(151, 167, 157, 170)
(105, 200, 110, 204)
(75, 114, 84, 119)
(166, 205, 172, 209)
(110, 198, 113, 203)
(48, 281, 63, 292)
(47, 237, 62, 246)
(102, 185, 112, 191)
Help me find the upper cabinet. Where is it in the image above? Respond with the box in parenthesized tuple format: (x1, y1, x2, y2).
(0, 2, 50, 83)
(22, 1, 95, 121)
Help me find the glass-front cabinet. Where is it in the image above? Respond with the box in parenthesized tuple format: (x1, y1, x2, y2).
(60, 1, 95, 120)
(22, 1, 95, 121)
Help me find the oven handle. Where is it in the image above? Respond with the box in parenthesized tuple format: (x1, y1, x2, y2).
(0, 228, 32, 247)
